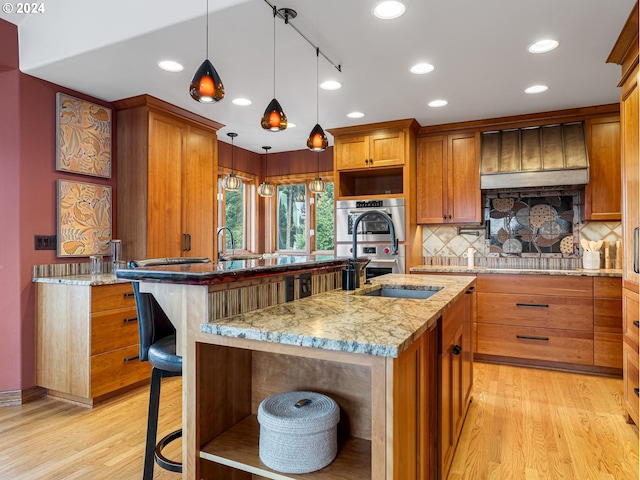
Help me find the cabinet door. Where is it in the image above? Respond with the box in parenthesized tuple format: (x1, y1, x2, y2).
(447, 133, 482, 223)
(621, 76, 639, 291)
(439, 343, 454, 476)
(369, 130, 405, 168)
(148, 112, 184, 258)
(183, 125, 216, 259)
(335, 135, 369, 170)
(417, 136, 447, 223)
(585, 116, 621, 220)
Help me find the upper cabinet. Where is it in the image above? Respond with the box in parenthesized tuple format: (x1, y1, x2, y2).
(335, 129, 405, 170)
(114, 95, 223, 261)
(584, 115, 622, 221)
(329, 119, 419, 199)
(417, 132, 482, 224)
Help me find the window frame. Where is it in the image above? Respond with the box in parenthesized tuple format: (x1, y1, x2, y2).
(217, 168, 257, 255)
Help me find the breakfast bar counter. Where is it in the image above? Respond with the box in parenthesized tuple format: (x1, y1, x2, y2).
(119, 259, 475, 479)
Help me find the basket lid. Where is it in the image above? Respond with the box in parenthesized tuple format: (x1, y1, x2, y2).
(258, 391, 339, 434)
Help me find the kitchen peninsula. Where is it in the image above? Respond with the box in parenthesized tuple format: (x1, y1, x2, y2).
(118, 257, 476, 479)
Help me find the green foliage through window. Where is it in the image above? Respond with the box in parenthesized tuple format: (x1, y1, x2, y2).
(315, 182, 334, 251)
(224, 186, 244, 250)
(277, 184, 306, 251)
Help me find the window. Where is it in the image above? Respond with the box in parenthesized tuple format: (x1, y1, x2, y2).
(217, 175, 256, 253)
(277, 184, 307, 251)
(224, 185, 245, 250)
(315, 182, 334, 252)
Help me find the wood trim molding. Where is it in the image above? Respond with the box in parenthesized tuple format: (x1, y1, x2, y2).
(328, 118, 420, 137)
(0, 386, 46, 406)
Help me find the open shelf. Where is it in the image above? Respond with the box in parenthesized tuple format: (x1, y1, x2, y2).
(338, 167, 404, 197)
(200, 415, 372, 480)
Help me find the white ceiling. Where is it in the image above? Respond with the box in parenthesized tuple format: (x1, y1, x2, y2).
(2, 0, 635, 153)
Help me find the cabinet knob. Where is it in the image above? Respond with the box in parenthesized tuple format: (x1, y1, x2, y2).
(365, 159, 369, 166)
(452, 345, 462, 355)
(633, 320, 639, 328)
(635, 387, 640, 397)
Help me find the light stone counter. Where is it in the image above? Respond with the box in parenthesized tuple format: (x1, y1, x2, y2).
(32, 273, 130, 286)
(410, 265, 622, 277)
(200, 273, 475, 358)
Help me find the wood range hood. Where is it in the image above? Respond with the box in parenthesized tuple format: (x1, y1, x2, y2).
(479, 121, 590, 189)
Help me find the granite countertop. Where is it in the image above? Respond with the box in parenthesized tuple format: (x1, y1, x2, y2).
(116, 255, 355, 285)
(32, 273, 131, 286)
(409, 265, 623, 277)
(200, 273, 475, 358)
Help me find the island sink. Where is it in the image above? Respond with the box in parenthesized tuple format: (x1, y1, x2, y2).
(360, 285, 443, 299)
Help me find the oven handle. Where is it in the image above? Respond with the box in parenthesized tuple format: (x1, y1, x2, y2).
(348, 208, 391, 215)
(366, 258, 398, 264)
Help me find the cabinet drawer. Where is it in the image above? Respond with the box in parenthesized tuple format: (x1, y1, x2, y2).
(594, 298, 622, 333)
(594, 277, 622, 298)
(477, 293, 593, 330)
(91, 345, 150, 398)
(623, 343, 639, 424)
(91, 307, 139, 355)
(91, 283, 135, 312)
(623, 289, 639, 349)
(477, 324, 594, 365)
(477, 274, 592, 297)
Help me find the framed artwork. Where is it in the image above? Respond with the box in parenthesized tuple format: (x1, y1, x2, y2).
(56, 92, 112, 178)
(57, 179, 112, 257)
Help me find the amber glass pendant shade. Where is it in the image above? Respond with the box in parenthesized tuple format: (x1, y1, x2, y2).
(261, 98, 287, 131)
(307, 123, 328, 151)
(190, 59, 225, 103)
(258, 182, 276, 197)
(222, 173, 242, 191)
(309, 177, 326, 194)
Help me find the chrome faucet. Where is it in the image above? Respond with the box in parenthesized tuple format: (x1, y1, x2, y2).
(216, 226, 235, 262)
(349, 210, 398, 288)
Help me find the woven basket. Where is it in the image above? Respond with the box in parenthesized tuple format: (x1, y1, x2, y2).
(257, 391, 340, 474)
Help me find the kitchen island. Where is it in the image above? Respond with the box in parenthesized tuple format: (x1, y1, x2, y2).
(119, 258, 475, 479)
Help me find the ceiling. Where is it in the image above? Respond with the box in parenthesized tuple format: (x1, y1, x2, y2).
(1, 0, 635, 153)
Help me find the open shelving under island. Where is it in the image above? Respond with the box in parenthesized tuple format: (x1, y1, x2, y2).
(117, 256, 476, 479)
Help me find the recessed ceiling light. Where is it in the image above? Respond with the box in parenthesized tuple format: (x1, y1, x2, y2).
(428, 99, 448, 107)
(373, 1, 406, 19)
(347, 112, 365, 119)
(232, 98, 252, 106)
(525, 85, 548, 94)
(528, 39, 559, 54)
(320, 80, 342, 90)
(287, 122, 296, 128)
(157, 60, 183, 72)
(410, 63, 434, 75)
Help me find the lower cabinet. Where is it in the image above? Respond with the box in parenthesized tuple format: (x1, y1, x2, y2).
(36, 281, 151, 405)
(439, 283, 475, 479)
(623, 287, 639, 425)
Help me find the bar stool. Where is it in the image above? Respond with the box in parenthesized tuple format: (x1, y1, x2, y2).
(128, 257, 211, 480)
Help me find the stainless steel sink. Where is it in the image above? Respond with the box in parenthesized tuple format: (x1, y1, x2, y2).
(361, 286, 442, 299)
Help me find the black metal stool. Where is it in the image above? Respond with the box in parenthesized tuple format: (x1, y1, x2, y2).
(129, 257, 211, 480)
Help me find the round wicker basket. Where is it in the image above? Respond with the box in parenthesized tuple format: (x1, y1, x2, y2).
(257, 391, 340, 474)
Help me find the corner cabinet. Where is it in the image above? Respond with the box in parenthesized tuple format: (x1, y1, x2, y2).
(608, 1, 639, 425)
(114, 95, 223, 261)
(417, 132, 482, 224)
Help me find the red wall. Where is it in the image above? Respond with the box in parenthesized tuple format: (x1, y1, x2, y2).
(0, 19, 117, 391)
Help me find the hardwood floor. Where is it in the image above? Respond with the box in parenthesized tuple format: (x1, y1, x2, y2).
(0, 363, 636, 479)
(450, 362, 639, 480)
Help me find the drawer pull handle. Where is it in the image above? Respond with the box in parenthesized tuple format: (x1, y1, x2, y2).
(634, 321, 639, 329)
(123, 317, 137, 324)
(516, 335, 549, 342)
(124, 292, 135, 298)
(516, 303, 549, 308)
(124, 355, 139, 363)
(452, 345, 462, 355)
(635, 388, 639, 397)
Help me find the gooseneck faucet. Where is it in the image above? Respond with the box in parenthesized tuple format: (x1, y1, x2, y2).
(349, 210, 398, 288)
(216, 226, 235, 262)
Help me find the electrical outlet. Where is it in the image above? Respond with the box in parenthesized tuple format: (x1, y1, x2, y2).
(285, 275, 295, 302)
(34, 235, 56, 250)
(299, 272, 312, 298)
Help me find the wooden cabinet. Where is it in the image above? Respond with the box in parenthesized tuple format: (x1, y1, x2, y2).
(114, 95, 222, 261)
(439, 282, 475, 479)
(335, 130, 405, 170)
(417, 132, 482, 224)
(608, 1, 639, 425)
(36, 281, 151, 405)
(594, 277, 623, 369)
(584, 116, 621, 220)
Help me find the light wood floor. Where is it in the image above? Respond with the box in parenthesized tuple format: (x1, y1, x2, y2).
(0, 363, 637, 479)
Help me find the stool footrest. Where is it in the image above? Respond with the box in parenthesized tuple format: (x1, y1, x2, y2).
(155, 428, 182, 473)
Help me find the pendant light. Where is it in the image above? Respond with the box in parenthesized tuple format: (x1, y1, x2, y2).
(258, 146, 276, 197)
(222, 132, 242, 191)
(307, 47, 328, 151)
(261, 6, 287, 131)
(189, 0, 225, 103)
(309, 151, 326, 194)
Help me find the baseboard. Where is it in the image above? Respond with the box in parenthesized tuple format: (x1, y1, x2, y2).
(0, 386, 46, 406)
(474, 354, 623, 378)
